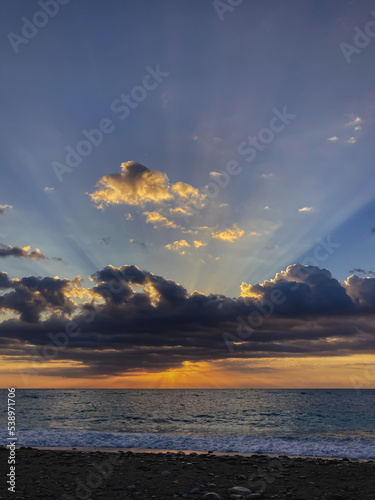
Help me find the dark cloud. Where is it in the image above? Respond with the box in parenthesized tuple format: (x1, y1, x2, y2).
(350, 268, 367, 274)
(1, 264, 375, 377)
(0, 245, 39, 259)
(0, 272, 13, 288)
(0, 274, 75, 323)
(345, 275, 375, 309)
(0, 244, 62, 261)
(99, 237, 111, 245)
(241, 264, 354, 315)
(349, 268, 375, 277)
(91, 264, 147, 285)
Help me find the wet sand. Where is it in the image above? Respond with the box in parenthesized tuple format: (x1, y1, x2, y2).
(0, 446, 374, 499)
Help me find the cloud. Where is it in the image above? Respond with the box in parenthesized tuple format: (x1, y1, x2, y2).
(264, 206, 270, 210)
(349, 268, 366, 274)
(345, 117, 362, 127)
(165, 240, 190, 255)
(327, 117, 362, 146)
(298, 207, 315, 213)
(349, 268, 375, 277)
(130, 238, 147, 249)
(212, 224, 244, 242)
(44, 187, 54, 192)
(171, 182, 200, 200)
(0, 205, 12, 215)
(90, 162, 204, 213)
(201, 253, 221, 263)
(182, 229, 198, 234)
(342, 117, 362, 144)
(143, 211, 180, 229)
(2, 263, 375, 377)
(0, 273, 75, 322)
(345, 275, 375, 308)
(0, 245, 46, 260)
(261, 173, 274, 179)
(125, 213, 133, 221)
(169, 207, 192, 217)
(240, 264, 354, 315)
(0, 244, 61, 262)
(193, 240, 207, 248)
(90, 161, 174, 209)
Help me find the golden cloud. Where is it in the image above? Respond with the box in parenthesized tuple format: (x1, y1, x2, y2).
(169, 207, 192, 217)
(240, 282, 263, 298)
(143, 211, 180, 229)
(165, 240, 190, 255)
(90, 162, 205, 217)
(211, 224, 244, 243)
(172, 182, 200, 200)
(67, 276, 96, 301)
(193, 240, 207, 248)
(298, 207, 315, 213)
(90, 161, 174, 209)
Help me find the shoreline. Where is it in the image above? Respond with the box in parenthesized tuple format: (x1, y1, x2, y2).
(20, 445, 373, 462)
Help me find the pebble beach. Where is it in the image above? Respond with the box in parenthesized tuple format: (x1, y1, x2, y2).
(1, 447, 374, 500)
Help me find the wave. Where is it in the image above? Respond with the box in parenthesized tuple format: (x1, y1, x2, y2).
(2, 428, 375, 458)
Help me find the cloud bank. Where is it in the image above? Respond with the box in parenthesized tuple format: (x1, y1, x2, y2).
(1, 264, 375, 378)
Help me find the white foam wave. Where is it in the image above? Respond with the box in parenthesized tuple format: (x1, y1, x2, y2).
(2, 428, 375, 458)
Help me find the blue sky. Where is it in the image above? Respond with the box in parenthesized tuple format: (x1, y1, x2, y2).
(1, 0, 375, 297)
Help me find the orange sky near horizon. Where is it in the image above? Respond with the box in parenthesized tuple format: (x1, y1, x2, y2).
(2, 355, 375, 390)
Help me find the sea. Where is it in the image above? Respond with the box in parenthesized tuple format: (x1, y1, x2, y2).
(1, 389, 374, 459)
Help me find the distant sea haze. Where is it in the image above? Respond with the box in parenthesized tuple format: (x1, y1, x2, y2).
(1, 389, 375, 459)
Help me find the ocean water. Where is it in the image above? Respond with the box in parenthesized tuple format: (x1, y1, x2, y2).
(1, 389, 374, 458)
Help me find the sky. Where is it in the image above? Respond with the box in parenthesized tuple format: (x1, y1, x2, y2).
(0, 0, 375, 388)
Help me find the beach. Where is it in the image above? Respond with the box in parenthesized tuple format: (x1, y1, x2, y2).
(1, 447, 374, 500)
